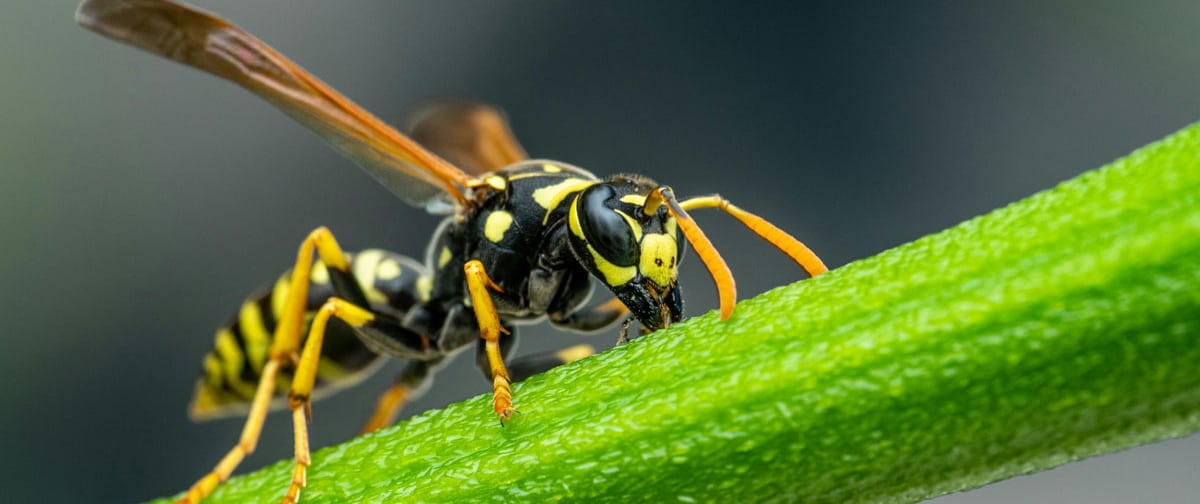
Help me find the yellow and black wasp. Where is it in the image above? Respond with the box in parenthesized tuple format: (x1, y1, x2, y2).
(77, 0, 828, 502)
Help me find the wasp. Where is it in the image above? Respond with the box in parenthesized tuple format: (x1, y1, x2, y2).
(78, 0, 828, 502)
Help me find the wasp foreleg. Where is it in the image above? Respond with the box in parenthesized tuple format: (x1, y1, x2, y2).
(463, 259, 516, 423)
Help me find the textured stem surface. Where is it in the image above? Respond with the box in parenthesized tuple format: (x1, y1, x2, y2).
(163, 122, 1200, 503)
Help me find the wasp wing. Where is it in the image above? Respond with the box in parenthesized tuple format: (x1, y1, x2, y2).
(407, 100, 528, 176)
(77, 0, 473, 213)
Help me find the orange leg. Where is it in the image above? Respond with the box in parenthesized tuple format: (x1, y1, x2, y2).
(176, 227, 355, 504)
(463, 259, 516, 423)
(281, 298, 375, 504)
(360, 383, 410, 434)
(504, 344, 596, 380)
(358, 358, 442, 434)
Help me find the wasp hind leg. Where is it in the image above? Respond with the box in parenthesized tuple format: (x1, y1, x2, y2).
(178, 227, 379, 504)
(280, 297, 375, 504)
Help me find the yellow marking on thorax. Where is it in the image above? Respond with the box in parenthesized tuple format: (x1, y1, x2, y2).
(353, 250, 389, 304)
(533, 178, 597, 224)
(437, 247, 453, 269)
(484, 175, 507, 191)
(238, 302, 271, 372)
(485, 210, 514, 243)
(415, 275, 433, 302)
(376, 259, 402, 280)
(542, 163, 562, 173)
(639, 233, 679, 288)
(354, 250, 384, 280)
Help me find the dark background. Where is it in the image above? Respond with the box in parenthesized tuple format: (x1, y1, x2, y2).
(3, 1, 1199, 502)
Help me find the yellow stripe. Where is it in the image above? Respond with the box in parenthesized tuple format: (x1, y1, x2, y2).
(352, 249, 388, 304)
(569, 193, 584, 238)
(572, 194, 636, 285)
(376, 258, 402, 280)
(238, 302, 271, 373)
(589, 242, 637, 286)
(438, 247, 453, 269)
(533, 178, 596, 224)
(620, 194, 647, 206)
(203, 354, 223, 388)
(214, 329, 256, 397)
(614, 209, 644, 242)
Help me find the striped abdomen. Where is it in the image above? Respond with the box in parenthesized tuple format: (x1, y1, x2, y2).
(188, 249, 429, 420)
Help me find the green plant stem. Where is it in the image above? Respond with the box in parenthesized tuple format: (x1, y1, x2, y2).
(169, 122, 1200, 503)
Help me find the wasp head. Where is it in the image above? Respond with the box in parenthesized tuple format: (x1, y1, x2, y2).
(568, 175, 686, 331)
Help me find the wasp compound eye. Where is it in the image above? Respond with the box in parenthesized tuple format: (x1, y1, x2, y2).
(578, 185, 639, 267)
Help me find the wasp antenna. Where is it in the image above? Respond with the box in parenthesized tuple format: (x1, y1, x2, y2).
(649, 187, 737, 320)
(679, 195, 828, 278)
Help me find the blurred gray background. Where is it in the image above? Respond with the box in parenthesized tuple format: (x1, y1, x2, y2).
(3, 1, 1199, 502)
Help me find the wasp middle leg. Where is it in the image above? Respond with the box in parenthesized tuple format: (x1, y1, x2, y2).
(358, 357, 445, 434)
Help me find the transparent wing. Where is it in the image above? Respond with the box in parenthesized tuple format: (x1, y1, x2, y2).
(407, 100, 528, 176)
(77, 0, 474, 213)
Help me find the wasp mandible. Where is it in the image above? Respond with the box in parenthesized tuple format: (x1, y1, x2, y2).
(76, 0, 828, 502)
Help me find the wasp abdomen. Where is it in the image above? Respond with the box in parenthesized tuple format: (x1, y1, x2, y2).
(188, 249, 429, 420)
